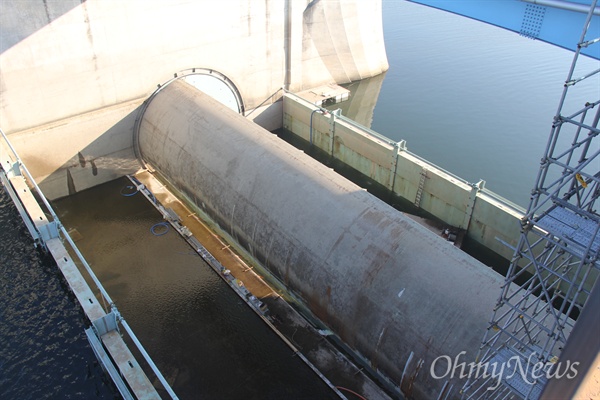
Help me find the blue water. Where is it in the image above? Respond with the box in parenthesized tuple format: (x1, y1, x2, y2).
(2, 2, 598, 398)
(371, 0, 599, 207)
(0, 189, 117, 399)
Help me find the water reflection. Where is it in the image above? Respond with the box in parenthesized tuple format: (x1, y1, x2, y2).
(53, 177, 336, 400)
(326, 72, 387, 129)
(333, 0, 600, 207)
(0, 189, 117, 399)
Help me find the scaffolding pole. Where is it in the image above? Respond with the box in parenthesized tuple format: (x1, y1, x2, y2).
(461, 1, 600, 398)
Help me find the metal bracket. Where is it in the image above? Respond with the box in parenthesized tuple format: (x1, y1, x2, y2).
(461, 179, 485, 230)
(92, 311, 119, 337)
(85, 327, 135, 400)
(7, 161, 20, 178)
(39, 220, 60, 242)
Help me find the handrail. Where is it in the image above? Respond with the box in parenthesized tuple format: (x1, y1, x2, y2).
(244, 87, 283, 118)
(0, 127, 178, 400)
(283, 91, 472, 182)
(0, 128, 115, 306)
(520, 0, 600, 16)
(283, 91, 527, 215)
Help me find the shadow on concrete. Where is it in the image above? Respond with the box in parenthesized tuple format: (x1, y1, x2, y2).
(19, 104, 143, 200)
(324, 72, 387, 129)
(0, 1, 84, 54)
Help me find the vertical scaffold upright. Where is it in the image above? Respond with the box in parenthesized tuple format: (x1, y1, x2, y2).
(461, 1, 600, 399)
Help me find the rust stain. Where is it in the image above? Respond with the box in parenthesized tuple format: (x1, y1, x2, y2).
(307, 288, 329, 325)
(362, 244, 390, 287)
(333, 136, 342, 154)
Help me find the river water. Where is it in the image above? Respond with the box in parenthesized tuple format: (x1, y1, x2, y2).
(0, 189, 117, 399)
(51, 177, 336, 400)
(2, 2, 598, 398)
(367, 0, 599, 207)
(1, 177, 336, 399)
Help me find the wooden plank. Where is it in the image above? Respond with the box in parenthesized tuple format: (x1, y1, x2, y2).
(46, 238, 160, 399)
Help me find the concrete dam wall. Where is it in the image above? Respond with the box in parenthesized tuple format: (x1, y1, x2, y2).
(0, 0, 388, 199)
(138, 79, 506, 399)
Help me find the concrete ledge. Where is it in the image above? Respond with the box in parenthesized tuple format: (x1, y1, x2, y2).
(7, 99, 143, 200)
(132, 169, 394, 400)
(283, 92, 525, 261)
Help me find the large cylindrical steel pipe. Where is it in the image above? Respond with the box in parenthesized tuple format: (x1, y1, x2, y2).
(138, 79, 503, 398)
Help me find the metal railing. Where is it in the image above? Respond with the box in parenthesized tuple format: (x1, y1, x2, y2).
(283, 90, 526, 215)
(0, 127, 178, 400)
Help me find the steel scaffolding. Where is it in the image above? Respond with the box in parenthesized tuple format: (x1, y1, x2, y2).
(461, 1, 600, 398)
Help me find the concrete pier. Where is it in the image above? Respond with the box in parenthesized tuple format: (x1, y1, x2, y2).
(0, 0, 388, 200)
(138, 79, 506, 399)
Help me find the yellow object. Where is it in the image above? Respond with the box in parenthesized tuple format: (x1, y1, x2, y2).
(576, 173, 588, 188)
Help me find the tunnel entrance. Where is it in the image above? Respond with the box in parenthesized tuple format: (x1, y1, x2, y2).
(133, 68, 244, 169)
(178, 68, 245, 114)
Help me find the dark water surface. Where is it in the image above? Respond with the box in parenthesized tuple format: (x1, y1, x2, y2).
(0, 189, 117, 399)
(6, 3, 596, 398)
(52, 177, 336, 400)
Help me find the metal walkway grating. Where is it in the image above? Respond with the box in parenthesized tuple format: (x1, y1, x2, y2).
(537, 206, 600, 259)
(488, 347, 548, 399)
(461, 1, 600, 398)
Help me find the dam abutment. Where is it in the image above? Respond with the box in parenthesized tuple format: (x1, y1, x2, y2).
(1, 0, 388, 200)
